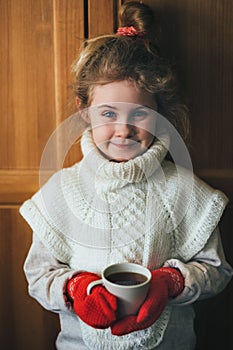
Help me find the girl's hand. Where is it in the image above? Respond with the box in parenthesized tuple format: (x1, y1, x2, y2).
(66, 272, 117, 329)
(111, 267, 184, 336)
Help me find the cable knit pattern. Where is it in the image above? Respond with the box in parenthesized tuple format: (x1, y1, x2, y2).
(20, 129, 228, 349)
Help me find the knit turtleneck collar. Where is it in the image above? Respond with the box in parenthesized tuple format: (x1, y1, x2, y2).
(80, 128, 170, 184)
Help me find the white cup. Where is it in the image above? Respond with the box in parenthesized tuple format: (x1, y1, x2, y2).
(87, 262, 151, 318)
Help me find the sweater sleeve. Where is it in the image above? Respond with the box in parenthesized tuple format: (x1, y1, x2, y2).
(163, 227, 233, 305)
(24, 232, 82, 313)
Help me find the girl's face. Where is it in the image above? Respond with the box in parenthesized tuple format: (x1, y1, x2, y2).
(87, 80, 157, 162)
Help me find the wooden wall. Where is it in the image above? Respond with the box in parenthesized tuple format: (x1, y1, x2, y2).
(0, 1, 232, 349)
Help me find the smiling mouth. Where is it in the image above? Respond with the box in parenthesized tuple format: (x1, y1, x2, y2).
(110, 140, 139, 148)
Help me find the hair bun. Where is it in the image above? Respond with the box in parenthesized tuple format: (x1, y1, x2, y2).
(118, 1, 154, 34)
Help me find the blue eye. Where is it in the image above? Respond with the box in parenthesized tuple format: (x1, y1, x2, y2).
(131, 109, 148, 119)
(102, 111, 116, 118)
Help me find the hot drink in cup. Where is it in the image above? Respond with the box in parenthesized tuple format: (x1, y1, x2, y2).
(87, 262, 151, 317)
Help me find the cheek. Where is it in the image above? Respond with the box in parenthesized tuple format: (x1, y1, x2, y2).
(92, 125, 112, 145)
(138, 118, 156, 136)
(141, 131, 155, 146)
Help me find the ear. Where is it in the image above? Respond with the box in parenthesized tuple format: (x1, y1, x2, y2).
(76, 97, 90, 123)
(75, 96, 83, 109)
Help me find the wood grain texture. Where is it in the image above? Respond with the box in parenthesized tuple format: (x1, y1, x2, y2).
(0, 0, 56, 169)
(53, 0, 85, 167)
(0, 170, 39, 204)
(88, 0, 117, 37)
(0, 208, 59, 350)
(53, 0, 84, 122)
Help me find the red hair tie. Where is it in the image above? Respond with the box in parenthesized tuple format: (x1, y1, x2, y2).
(117, 26, 146, 38)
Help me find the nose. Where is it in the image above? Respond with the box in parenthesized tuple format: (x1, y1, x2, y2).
(114, 122, 136, 138)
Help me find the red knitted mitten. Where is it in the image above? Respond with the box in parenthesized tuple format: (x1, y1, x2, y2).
(67, 272, 117, 329)
(111, 267, 184, 336)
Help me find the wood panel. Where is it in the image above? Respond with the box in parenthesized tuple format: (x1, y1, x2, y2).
(88, 0, 117, 38)
(0, 0, 86, 200)
(53, 0, 84, 123)
(0, 208, 59, 350)
(0, 0, 56, 170)
(53, 0, 85, 168)
(0, 170, 39, 205)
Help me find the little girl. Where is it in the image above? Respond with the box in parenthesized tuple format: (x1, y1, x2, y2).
(20, 2, 232, 349)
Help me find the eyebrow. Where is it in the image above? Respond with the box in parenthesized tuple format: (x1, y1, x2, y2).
(97, 104, 118, 110)
(96, 104, 151, 110)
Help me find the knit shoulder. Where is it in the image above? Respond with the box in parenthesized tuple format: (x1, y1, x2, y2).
(161, 161, 228, 261)
(19, 163, 82, 263)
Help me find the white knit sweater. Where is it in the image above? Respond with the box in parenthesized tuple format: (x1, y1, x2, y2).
(20, 129, 228, 349)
